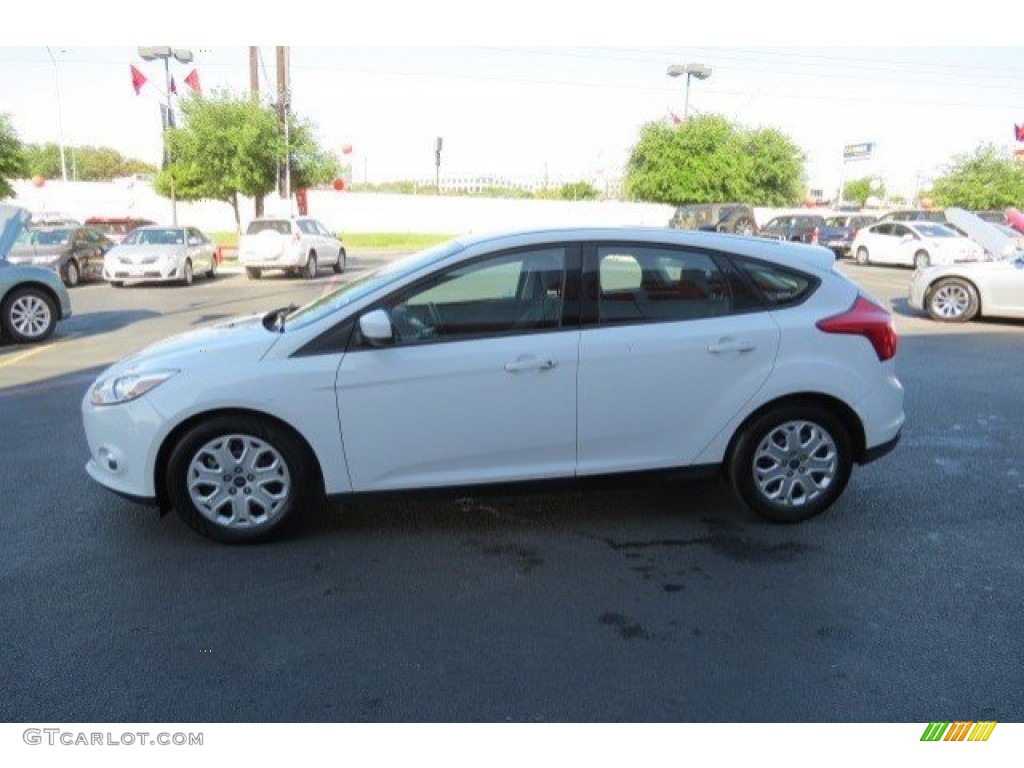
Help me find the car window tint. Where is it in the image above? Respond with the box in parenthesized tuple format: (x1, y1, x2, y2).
(387, 247, 566, 344)
(733, 259, 814, 307)
(597, 246, 737, 324)
(246, 220, 291, 235)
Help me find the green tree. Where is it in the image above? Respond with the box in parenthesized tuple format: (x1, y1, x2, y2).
(558, 181, 599, 200)
(154, 91, 282, 231)
(0, 115, 28, 198)
(287, 117, 339, 191)
(929, 144, 1024, 209)
(843, 176, 885, 206)
(23, 142, 155, 181)
(624, 115, 804, 206)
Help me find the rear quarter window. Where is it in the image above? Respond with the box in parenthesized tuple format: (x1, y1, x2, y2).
(733, 258, 817, 307)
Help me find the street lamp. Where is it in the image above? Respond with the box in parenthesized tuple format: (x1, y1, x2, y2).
(45, 47, 68, 182)
(137, 46, 193, 225)
(667, 62, 712, 121)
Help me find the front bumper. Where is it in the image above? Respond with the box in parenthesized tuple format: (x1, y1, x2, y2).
(104, 260, 185, 282)
(82, 392, 167, 500)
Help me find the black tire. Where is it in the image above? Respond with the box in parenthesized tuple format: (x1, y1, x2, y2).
(206, 255, 217, 279)
(181, 258, 194, 286)
(245, 267, 262, 280)
(729, 403, 853, 524)
(855, 247, 869, 265)
(332, 249, 346, 274)
(731, 218, 757, 236)
(1, 286, 58, 344)
(913, 250, 931, 269)
(926, 278, 979, 322)
(303, 253, 318, 279)
(110, 281, 124, 288)
(165, 415, 316, 543)
(64, 259, 80, 287)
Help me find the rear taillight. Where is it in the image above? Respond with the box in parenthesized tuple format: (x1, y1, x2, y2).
(816, 295, 898, 362)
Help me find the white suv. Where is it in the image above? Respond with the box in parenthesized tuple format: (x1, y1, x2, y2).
(238, 217, 346, 279)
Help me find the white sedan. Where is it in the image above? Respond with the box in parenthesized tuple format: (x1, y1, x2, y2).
(850, 221, 984, 269)
(82, 228, 904, 543)
(103, 225, 218, 287)
(909, 252, 1024, 322)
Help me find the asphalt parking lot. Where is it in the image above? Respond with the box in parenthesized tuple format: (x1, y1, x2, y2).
(1, 255, 1023, 722)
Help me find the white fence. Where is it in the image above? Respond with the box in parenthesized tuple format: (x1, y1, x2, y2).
(9, 179, 870, 236)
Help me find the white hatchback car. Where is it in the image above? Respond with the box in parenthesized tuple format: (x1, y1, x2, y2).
(82, 228, 904, 543)
(850, 221, 984, 269)
(237, 217, 345, 279)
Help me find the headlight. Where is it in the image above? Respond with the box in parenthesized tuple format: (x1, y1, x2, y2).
(89, 370, 178, 406)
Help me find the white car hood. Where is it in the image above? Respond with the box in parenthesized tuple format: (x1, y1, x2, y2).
(110, 313, 282, 374)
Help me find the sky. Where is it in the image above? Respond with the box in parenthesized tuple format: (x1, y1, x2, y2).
(2, 5, 1022, 201)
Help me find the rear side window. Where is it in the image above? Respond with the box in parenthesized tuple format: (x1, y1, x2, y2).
(246, 220, 291, 235)
(733, 258, 816, 307)
(596, 246, 757, 324)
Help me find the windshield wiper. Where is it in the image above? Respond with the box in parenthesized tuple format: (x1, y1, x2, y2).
(262, 303, 298, 332)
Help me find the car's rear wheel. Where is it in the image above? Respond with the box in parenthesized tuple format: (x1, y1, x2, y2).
(64, 259, 80, 287)
(245, 267, 262, 280)
(729, 403, 852, 523)
(166, 416, 315, 543)
(913, 250, 931, 269)
(926, 278, 979, 322)
(110, 281, 124, 288)
(855, 247, 869, 265)
(303, 253, 318, 279)
(732, 218, 756, 236)
(1, 287, 58, 344)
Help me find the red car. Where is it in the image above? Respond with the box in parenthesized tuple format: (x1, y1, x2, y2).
(83, 217, 155, 244)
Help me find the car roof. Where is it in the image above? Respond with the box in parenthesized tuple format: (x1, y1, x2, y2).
(450, 226, 837, 274)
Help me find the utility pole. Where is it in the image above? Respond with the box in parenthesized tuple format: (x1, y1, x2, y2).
(250, 46, 263, 216)
(276, 46, 290, 204)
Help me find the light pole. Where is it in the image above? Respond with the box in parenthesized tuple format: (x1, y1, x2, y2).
(667, 62, 712, 121)
(45, 47, 68, 182)
(137, 46, 193, 225)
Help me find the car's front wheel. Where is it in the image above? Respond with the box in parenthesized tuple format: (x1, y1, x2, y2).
(165, 416, 316, 543)
(913, 250, 931, 269)
(332, 249, 346, 274)
(926, 278, 979, 322)
(64, 259, 80, 287)
(729, 403, 853, 523)
(245, 267, 262, 280)
(181, 258, 194, 286)
(1, 286, 58, 344)
(303, 253, 318, 279)
(855, 247, 869, 265)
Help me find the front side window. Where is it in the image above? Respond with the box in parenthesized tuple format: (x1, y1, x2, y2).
(385, 247, 566, 344)
(596, 246, 749, 323)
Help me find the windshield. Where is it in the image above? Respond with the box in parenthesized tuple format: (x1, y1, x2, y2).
(21, 228, 73, 246)
(283, 239, 467, 331)
(914, 223, 957, 238)
(122, 228, 185, 246)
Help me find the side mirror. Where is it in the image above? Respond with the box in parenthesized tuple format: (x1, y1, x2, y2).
(359, 308, 394, 346)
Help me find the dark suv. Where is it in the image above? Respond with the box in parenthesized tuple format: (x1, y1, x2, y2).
(757, 214, 827, 245)
(668, 203, 758, 235)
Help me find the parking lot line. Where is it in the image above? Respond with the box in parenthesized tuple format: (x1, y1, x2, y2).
(0, 333, 81, 369)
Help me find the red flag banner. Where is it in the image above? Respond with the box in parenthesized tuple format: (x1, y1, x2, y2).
(1015, 124, 1024, 142)
(184, 69, 201, 95)
(130, 65, 147, 95)
(170, 76, 177, 96)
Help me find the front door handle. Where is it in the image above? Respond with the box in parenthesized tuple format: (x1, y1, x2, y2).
(504, 357, 557, 373)
(707, 338, 756, 354)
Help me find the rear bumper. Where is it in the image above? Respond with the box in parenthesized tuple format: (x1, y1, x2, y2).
(861, 429, 901, 465)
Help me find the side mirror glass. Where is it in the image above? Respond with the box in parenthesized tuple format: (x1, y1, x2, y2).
(359, 308, 394, 346)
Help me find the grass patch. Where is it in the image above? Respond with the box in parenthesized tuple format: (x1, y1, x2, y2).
(208, 231, 456, 251)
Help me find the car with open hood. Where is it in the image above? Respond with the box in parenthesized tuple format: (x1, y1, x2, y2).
(1, 205, 73, 344)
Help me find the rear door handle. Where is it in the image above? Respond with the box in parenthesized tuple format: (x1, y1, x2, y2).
(707, 338, 756, 354)
(504, 358, 557, 373)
